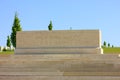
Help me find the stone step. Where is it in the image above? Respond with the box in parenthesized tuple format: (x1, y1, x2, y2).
(0, 60, 119, 66)
(0, 72, 120, 76)
(0, 72, 63, 76)
(0, 62, 119, 72)
(0, 54, 119, 61)
(0, 67, 119, 72)
(0, 59, 119, 66)
(0, 67, 59, 72)
(15, 48, 101, 54)
(63, 72, 120, 76)
(0, 54, 119, 79)
(0, 76, 120, 80)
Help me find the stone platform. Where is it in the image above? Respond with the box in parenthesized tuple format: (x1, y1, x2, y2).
(6, 30, 119, 79)
(0, 54, 120, 80)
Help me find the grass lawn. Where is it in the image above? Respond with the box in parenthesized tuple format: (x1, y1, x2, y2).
(0, 51, 14, 54)
(103, 47, 120, 54)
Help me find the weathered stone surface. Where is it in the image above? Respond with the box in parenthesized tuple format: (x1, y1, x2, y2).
(0, 76, 120, 80)
(0, 54, 120, 80)
(1, 30, 119, 80)
(15, 30, 103, 54)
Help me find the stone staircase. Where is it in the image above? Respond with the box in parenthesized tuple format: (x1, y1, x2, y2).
(15, 47, 102, 54)
(0, 54, 120, 80)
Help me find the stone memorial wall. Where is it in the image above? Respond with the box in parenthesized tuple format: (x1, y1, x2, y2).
(15, 30, 103, 54)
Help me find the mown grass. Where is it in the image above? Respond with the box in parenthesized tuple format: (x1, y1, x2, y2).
(103, 47, 120, 54)
(0, 51, 14, 54)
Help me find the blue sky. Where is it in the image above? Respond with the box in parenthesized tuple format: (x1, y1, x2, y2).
(0, 0, 120, 46)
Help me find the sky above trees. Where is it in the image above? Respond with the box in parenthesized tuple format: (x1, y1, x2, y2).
(0, 0, 120, 46)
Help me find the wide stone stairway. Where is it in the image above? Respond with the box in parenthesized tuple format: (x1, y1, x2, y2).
(0, 54, 120, 80)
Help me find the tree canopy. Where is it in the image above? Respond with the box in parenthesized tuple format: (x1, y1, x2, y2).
(11, 13, 22, 48)
(6, 36, 11, 47)
(48, 21, 53, 31)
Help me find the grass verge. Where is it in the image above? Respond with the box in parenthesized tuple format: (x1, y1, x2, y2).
(0, 51, 14, 54)
(103, 47, 120, 54)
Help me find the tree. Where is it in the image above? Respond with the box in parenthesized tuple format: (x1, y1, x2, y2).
(11, 13, 22, 48)
(112, 45, 114, 48)
(103, 41, 106, 47)
(6, 36, 11, 47)
(108, 43, 110, 47)
(48, 21, 53, 31)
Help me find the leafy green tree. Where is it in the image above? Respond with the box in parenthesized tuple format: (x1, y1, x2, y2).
(103, 41, 106, 47)
(48, 21, 53, 31)
(6, 36, 11, 47)
(11, 13, 22, 48)
(108, 43, 110, 47)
